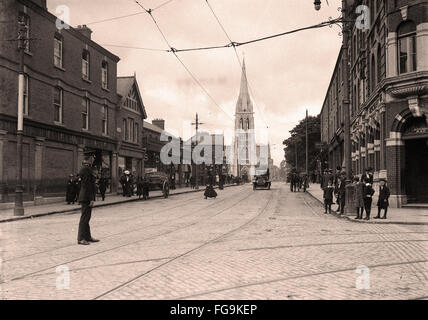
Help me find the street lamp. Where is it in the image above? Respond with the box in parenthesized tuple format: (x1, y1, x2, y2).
(14, 19, 27, 216)
(314, 0, 353, 214)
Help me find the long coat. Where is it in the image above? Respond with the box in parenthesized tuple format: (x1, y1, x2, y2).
(78, 166, 96, 203)
(66, 179, 75, 203)
(98, 178, 108, 194)
(377, 185, 390, 208)
(353, 182, 364, 208)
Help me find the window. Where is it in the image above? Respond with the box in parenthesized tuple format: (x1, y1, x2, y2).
(81, 98, 89, 130)
(53, 87, 63, 123)
(23, 74, 29, 115)
(370, 54, 376, 93)
(398, 21, 417, 74)
(377, 45, 382, 83)
(101, 61, 108, 89)
(129, 118, 134, 142)
(18, 13, 30, 51)
(125, 97, 138, 111)
(101, 105, 108, 135)
(134, 122, 139, 143)
(54, 36, 63, 68)
(123, 119, 127, 140)
(82, 50, 90, 80)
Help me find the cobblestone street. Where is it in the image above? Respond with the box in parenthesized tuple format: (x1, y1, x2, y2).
(0, 183, 427, 300)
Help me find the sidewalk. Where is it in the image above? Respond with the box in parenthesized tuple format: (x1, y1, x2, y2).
(0, 184, 235, 224)
(305, 184, 428, 226)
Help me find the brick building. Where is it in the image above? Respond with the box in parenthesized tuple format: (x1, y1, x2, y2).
(0, 0, 122, 202)
(117, 75, 147, 182)
(320, 0, 428, 207)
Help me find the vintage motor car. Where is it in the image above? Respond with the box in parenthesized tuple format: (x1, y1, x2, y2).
(145, 170, 170, 198)
(253, 169, 271, 190)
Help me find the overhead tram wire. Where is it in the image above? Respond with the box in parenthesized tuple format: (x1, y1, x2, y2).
(134, 0, 235, 122)
(170, 17, 343, 53)
(204, 0, 270, 130)
(84, 0, 176, 26)
(152, 0, 177, 11)
(100, 44, 168, 52)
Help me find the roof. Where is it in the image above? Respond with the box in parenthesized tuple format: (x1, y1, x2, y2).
(117, 75, 148, 119)
(21, 0, 120, 62)
(236, 58, 254, 114)
(143, 121, 164, 134)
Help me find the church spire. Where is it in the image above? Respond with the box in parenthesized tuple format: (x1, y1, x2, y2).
(236, 58, 253, 114)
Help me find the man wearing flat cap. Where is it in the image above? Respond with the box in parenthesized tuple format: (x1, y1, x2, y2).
(77, 154, 99, 245)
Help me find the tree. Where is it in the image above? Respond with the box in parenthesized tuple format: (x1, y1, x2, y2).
(282, 114, 323, 173)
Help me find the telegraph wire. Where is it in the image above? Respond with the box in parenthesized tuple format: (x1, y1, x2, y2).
(100, 44, 167, 51)
(170, 17, 343, 53)
(134, 0, 234, 121)
(85, 12, 145, 26)
(84, 0, 177, 26)
(152, 0, 177, 11)
(204, 0, 270, 129)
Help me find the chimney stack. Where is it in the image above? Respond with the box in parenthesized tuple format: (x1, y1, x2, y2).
(152, 119, 165, 130)
(76, 25, 93, 39)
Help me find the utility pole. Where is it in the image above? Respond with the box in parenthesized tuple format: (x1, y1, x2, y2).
(191, 113, 204, 190)
(306, 109, 309, 176)
(341, 0, 352, 183)
(314, 0, 353, 213)
(14, 19, 27, 216)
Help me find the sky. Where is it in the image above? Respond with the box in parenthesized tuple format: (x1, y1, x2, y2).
(47, 0, 343, 166)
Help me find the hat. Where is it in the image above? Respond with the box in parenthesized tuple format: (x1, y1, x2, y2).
(379, 178, 387, 182)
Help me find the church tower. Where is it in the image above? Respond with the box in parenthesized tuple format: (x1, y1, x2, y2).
(233, 59, 256, 180)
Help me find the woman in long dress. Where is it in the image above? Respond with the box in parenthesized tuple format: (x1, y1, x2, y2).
(204, 171, 217, 199)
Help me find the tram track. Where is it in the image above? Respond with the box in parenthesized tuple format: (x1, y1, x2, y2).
(2, 191, 213, 263)
(175, 258, 428, 300)
(2, 192, 205, 263)
(1, 186, 255, 284)
(302, 190, 428, 283)
(92, 189, 277, 300)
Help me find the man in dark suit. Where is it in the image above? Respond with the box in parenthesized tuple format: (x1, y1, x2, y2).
(375, 179, 390, 219)
(336, 172, 347, 214)
(362, 167, 374, 185)
(77, 155, 99, 245)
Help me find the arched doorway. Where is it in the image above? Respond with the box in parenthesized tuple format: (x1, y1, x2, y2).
(403, 116, 428, 203)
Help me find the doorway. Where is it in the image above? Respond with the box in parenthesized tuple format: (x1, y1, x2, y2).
(405, 138, 428, 203)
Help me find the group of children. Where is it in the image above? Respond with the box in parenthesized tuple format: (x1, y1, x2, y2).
(323, 176, 390, 220)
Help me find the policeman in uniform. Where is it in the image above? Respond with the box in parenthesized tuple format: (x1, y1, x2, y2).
(77, 155, 99, 245)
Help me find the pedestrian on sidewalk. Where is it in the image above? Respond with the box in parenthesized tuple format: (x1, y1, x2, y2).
(363, 178, 375, 220)
(66, 174, 75, 204)
(73, 174, 81, 204)
(77, 155, 99, 246)
(136, 176, 143, 199)
(375, 179, 390, 219)
(353, 176, 365, 220)
(335, 172, 346, 214)
(119, 172, 126, 197)
(97, 176, 108, 201)
(142, 176, 150, 200)
(323, 180, 334, 214)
